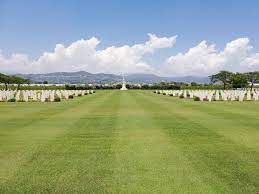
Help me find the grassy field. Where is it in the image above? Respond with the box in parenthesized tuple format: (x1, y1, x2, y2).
(0, 90, 258, 193)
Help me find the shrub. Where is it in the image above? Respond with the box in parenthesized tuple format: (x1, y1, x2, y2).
(157, 91, 160, 94)
(169, 94, 174, 96)
(154, 91, 156, 93)
(54, 96, 61, 102)
(93, 90, 96, 93)
(78, 93, 82, 97)
(163, 93, 166, 95)
(179, 94, 184, 98)
(45, 98, 50, 102)
(69, 95, 74, 99)
(8, 98, 16, 102)
(194, 96, 200, 101)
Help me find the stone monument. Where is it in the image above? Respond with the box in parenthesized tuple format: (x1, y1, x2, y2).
(120, 75, 128, 90)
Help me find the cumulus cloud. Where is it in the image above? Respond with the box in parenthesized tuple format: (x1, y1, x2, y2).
(241, 53, 259, 67)
(0, 33, 177, 74)
(1, 35, 259, 76)
(163, 37, 259, 76)
(0, 51, 33, 73)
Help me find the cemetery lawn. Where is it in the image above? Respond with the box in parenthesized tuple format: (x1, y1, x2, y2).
(0, 90, 258, 193)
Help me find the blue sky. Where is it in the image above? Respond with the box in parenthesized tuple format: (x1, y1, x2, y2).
(0, 0, 259, 75)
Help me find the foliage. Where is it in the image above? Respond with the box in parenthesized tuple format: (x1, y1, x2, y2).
(54, 96, 61, 102)
(231, 73, 248, 88)
(245, 72, 259, 91)
(115, 84, 122, 89)
(0, 73, 30, 90)
(7, 98, 16, 102)
(209, 71, 259, 90)
(209, 71, 233, 89)
(1, 70, 259, 91)
(0, 73, 10, 84)
(194, 96, 200, 101)
(0, 85, 66, 91)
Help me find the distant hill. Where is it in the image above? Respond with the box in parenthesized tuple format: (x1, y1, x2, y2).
(14, 71, 209, 84)
(15, 71, 121, 84)
(168, 76, 210, 83)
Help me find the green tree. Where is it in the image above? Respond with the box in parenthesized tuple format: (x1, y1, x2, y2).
(231, 73, 248, 88)
(0, 73, 29, 90)
(0, 73, 10, 90)
(11, 76, 30, 90)
(209, 71, 233, 89)
(245, 72, 259, 91)
(191, 82, 198, 87)
(115, 84, 122, 89)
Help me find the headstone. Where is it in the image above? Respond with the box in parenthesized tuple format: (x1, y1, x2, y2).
(247, 90, 251, 101)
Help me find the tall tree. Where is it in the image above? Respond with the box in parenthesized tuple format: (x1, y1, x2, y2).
(245, 72, 259, 91)
(231, 73, 248, 88)
(11, 76, 30, 90)
(0, 73, 29, 90)
(209, 71, 233, 89)
(0, 73, 10, 90)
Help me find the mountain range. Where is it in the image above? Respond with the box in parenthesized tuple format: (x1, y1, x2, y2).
(15, 71, 209, 84)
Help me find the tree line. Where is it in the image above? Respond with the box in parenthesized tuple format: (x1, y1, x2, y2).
(209, 71, 259, 90)
(1, 71, 259, 90)
(0, 73, 29, 90)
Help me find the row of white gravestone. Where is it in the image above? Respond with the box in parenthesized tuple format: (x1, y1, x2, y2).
(0, 90, 94, 102)
(155, 89, 259, 102)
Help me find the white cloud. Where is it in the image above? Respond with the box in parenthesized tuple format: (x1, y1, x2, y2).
(0, 33, 177, 74)
(94, 34, 177, 74)
(35, 37, 100, 73)
(241, 53, 259, 67)
(163, 37, 259, 76)
(1, 35, 259, 76)
(0, 51, 33, 73)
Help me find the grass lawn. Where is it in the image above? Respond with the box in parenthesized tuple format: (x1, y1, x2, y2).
(0, 90, 258, 193)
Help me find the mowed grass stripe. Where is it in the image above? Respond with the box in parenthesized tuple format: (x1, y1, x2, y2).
(43, 91, 120, 193)
(143, 91, 259, 149)
(135, 91, 259, 193)
(0, 91, 117, 193)
(0, 90, 258, 193)
(108, 91, 215, 193)
(0, 91, 112, 161)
